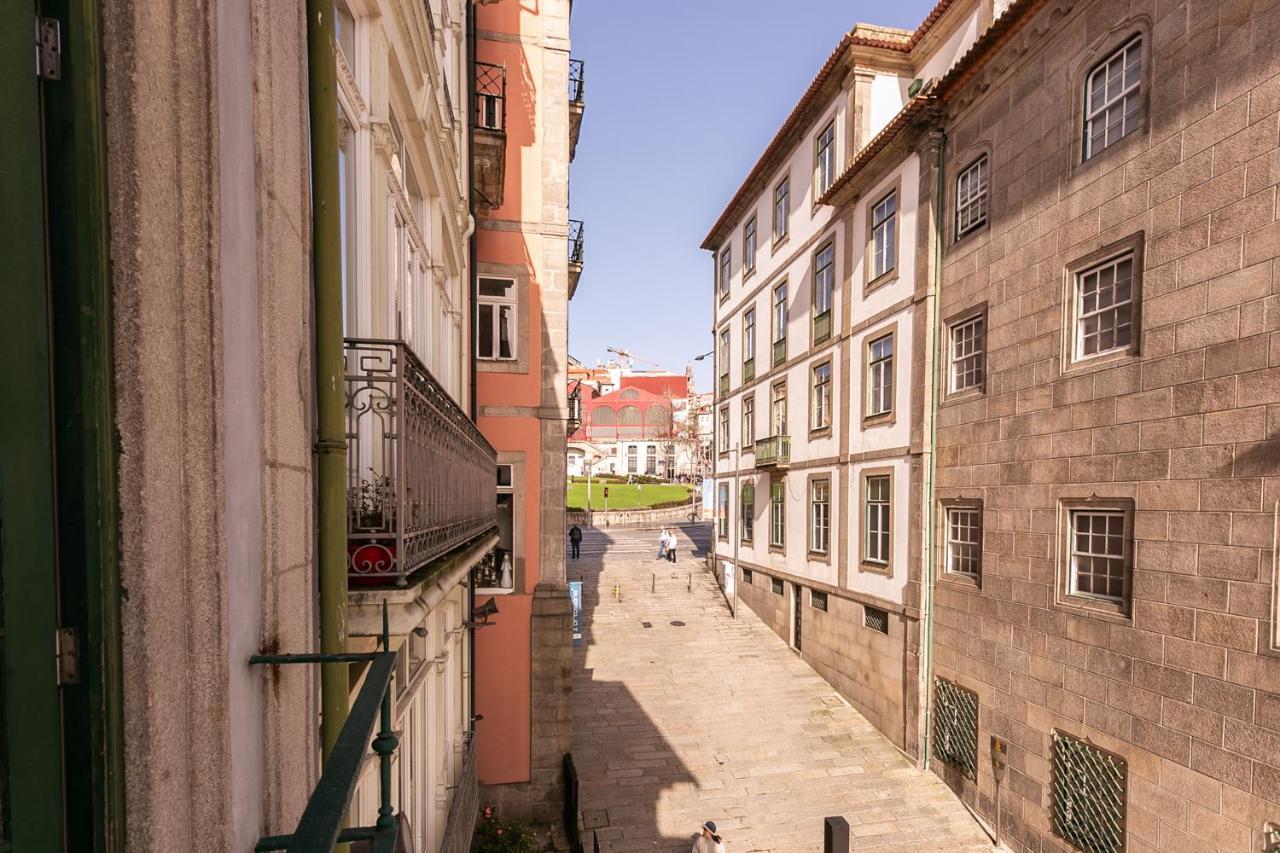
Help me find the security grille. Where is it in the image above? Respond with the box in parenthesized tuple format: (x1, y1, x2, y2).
(932, 678, 978, 779)
(863, 605, 889, 634)
(1052, 731, 1127, 853)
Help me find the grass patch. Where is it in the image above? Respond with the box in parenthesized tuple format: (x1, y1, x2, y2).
(566, 482, 691, 511)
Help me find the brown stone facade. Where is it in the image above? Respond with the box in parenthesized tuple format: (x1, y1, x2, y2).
(930, 1, 1280, 851)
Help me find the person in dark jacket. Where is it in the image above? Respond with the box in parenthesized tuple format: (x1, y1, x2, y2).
(568, 524, 582, 559)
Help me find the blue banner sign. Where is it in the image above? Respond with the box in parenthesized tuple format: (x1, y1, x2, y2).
(569, 581, 583, 646)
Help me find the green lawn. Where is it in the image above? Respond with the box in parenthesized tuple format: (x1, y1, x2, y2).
(566, 482, 692, 511)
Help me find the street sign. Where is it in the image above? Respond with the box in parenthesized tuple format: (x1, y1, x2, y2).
(569, 581, 583, 646)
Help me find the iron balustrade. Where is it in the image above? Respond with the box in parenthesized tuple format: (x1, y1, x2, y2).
(345, 338, 497, 586)
(569, 58, 585, 103)
(568, 220, 585, 266)
(754, 435, 791, 468)
(475, 62, 506, 132)
(438, 740, 479, 853)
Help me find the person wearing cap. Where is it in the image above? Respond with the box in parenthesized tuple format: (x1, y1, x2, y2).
(691, 820, 725, 852)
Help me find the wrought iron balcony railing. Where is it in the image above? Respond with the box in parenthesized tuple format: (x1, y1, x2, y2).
(568, 219, 585, 266)
(569, 58, 585, 103)
(754, 435, 791, 469)
(345, 338, 498, 586)
(475, 62, 506, 132)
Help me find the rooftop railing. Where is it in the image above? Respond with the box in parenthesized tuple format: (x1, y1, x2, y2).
(568, 219, 585, 266)
(569, 58, 585, 103)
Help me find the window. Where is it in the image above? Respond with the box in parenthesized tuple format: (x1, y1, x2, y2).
(866, 333, 893, 419)
(497, 464, 513, 489)
(645, 446, 657, 475)
(1074, 254, 1135, 360)
(719, 327, 731, 391)
(949, 314, 985, 393)
(863, 474, 890, 569)
(717, 483, 729, 539)
(627, 445, 638, 473)
(770, 479, 785, 548)
(809, 480, 830, 555)
(1084, 35, 1142, 161)
(773, 177, 790, 243)
(717, 405, 729, 450)
(741, 482, 754, 542)
(743, 217, 757, 275)
(718, 244, 731, 299)
(771, 577, 784, 596)
(335, 0, 355, 63)
(810, 590, 828, 612)
(869, 190, 897, 281)
(742, 394, 755, 447)
(812, 242, 834, 343)
(1051, 731, 1127, 853)
(1067, 507, 1131, 605)
(770, 382, 787, 437)
(478, 277, 517, 360)
(743, 309, 756, 375)
(955, 156, 988, 238)
(741, 568, 753, 584)
(933, 678, 978, 780)
(864, 605, 889, 634)
(945, 506, 982, 580)
(811, 362, 831, 432)
(815, 121, 836, 197)
(771, 282, 788, 366)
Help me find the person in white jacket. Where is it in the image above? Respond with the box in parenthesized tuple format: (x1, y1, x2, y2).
(692, 820, 725, 852)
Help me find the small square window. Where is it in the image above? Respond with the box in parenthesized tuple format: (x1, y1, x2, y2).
(496, 463, 514, 490)
(741, 567, 753, 585)
(948, 314, 985, 394)
(810, 589, 828, 611)
(945, 506, 982, 580)
(1074, 254, 1135, 360)
(1069, 509, 1128, 602)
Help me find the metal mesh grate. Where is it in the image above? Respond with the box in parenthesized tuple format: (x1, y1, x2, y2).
(933, 678, 978, 779)
(1052, 731, 1127, 853)
(863, 606, 889, 634)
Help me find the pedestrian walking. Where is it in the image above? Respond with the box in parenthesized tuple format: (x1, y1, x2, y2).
(691, 820, 725, 853)
(568, 524, 582, 560)
(656, 527, 669, 561)
(666, 528, 677, 562)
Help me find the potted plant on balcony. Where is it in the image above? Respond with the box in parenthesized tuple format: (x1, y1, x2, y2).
(348, 471, 398, 584)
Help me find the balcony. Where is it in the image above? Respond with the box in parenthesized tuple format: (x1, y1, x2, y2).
(754, 435, 791, 469)
(345, 338, 498, 587)
(569, 58, 585, 161)
(473, 61, 507, 210)
(568, 219, 584, 298)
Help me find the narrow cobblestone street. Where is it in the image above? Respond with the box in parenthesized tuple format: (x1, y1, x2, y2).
(568, 523, 993, 853)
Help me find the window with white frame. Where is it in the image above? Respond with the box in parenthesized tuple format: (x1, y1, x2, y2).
(955, 156, 988, 238)
(813, 242, 834, 341)
(771, 382, 787, 437)
(770, 479, 785, 547)
(772, 282, 787, 364)
(815, 121, 836, 197)
(811, 362, 831, 431)
(869, 190, 897, 280)
(645, 445, 657, 475)
(945, 506, 982, 579)
(810, 479, 830, 555)
(718, 405, 729, 449)
(742, 394, 755, 447)
(949, 314, 985, 393)
(717, 483, 729, 539)
(741, 482, 754, 542)
(1084, 36, 1142, 161)
(627, 445, 638, 473)
(1074, 254, 1135, 360)
(718, 244, 731, 299)
(478, 277, 517, 360)
(743, 217, 757, 275)
(1068, 508, 1130, 604)
(864, 475, 890, 567)
(743, 309, 756, 368)
(335, 0, 356, 64)
(867, 333, 893, 418)
(773, 177, 790, 242)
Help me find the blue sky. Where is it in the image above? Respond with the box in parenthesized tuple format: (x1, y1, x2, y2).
(566, 0, 939, 390)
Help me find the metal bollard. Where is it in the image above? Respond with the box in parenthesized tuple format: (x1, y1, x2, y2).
(824, 816, 849, 853)
(687, 573, 691, 592)
(652, 574, 655, 593)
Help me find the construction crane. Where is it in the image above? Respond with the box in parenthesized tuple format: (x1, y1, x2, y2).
(606, 346, 667, 371)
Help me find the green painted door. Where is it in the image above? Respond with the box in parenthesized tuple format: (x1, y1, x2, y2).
(0, 0, 70, 847)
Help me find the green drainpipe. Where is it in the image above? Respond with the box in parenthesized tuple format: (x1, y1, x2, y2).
(921, 127, 946, 770)
(305, 0, 350, 759)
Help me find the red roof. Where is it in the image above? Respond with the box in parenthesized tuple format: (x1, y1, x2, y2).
(619, 375, 689, 398)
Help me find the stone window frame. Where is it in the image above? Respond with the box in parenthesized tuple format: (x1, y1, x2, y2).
(861, 322, 898, 428)
(718, 243, 731, 304)
(480, 452, 525, 594)
(743, 216, 758, 280)
(717, 482, 730, 541)
(807, 473, 832, 564)
(742, 307, 756, 381)
(717, 404, 730, 457)
(741, 391, 755, 450)
(1060, 232, 1144, 375)
(1068, 18, 1153, 174)
(476, 264, 532, 374)
(477, 275, 519, 362)
(772, 173, 791, 249)
(814, 118, 837, 201)
(769, 476, 786, 554)
(770, 378, 788, 439)
(809, 357, 833, 437)
(943, 302, 987, 401)
(858, 467, 894, 576)
(718, 326, 731, 390)
(1055, 496, 1135, 622)
(939, 498, 983, 589)
(953, 153, 990, 242)
(741, 567, 753, 585)
(740, 479, 755, 544)
(864, 176, 902, 295)
(811, 238, 836, 346)
(809, 589, 829, 612)
(771, 280, 788, 366)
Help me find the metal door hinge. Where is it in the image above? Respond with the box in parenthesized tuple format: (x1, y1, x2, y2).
(36, 17, 61, 80)
(56, 627, 80, 685)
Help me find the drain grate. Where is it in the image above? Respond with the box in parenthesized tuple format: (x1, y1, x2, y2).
(670, 620, 686, 627)
(641, 621, 652, 628)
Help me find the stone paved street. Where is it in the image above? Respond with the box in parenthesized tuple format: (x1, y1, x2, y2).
(567, 523, 994, 853)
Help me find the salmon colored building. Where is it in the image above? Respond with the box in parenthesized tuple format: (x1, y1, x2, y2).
(472, 0, 583, 821)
